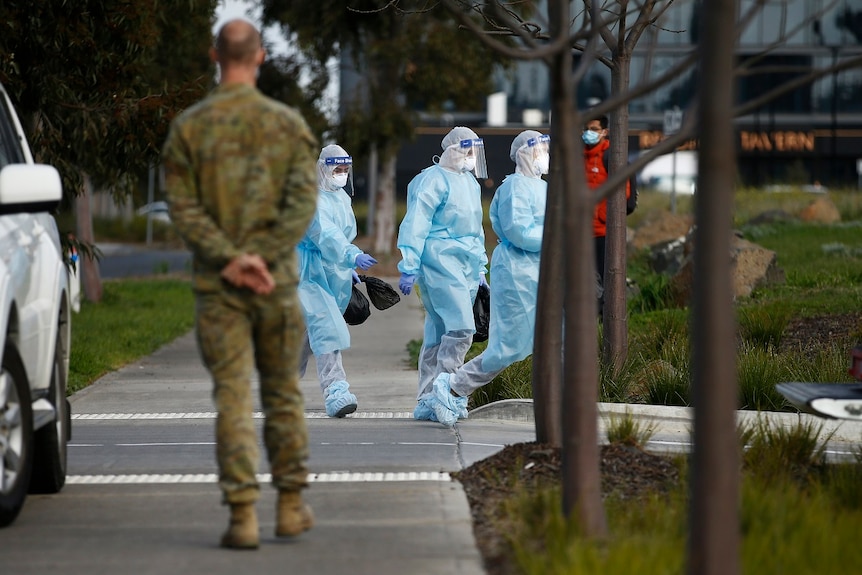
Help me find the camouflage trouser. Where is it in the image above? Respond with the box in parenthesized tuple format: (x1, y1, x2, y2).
(195, 286, 308, 504)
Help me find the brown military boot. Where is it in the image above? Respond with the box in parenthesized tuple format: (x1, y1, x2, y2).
(220, 503, 259, 549)
(276, 491, 314, 537)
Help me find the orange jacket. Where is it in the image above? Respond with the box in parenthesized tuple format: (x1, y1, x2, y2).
(585, 139, 632, 238)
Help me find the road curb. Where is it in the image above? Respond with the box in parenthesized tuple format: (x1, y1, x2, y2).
(468, 398, 862, 446)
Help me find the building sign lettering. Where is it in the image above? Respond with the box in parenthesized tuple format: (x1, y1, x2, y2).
(638, 131, 698, 150)
(637, 130, 818, 154)
(739, 131, 815, 152)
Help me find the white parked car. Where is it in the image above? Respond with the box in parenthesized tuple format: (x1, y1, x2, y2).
(638, 150, 698, 195)
(0, 82, 75, 526)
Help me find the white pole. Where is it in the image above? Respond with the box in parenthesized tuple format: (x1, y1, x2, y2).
(671, 149, 678, 214)
(146, 163, 155, 245)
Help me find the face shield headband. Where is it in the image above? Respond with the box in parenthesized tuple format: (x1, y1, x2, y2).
(459, 138, 488, 179)
(324, 155, 353, 194)
(325, 156, 353, 169)
(526, 134, 550, 154)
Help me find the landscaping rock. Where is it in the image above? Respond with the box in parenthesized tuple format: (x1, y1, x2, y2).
(669, 234, 785, 306)
(799, 196, 841, 224)
(649, 235, 688, 276)
(629, 211, 694, 252)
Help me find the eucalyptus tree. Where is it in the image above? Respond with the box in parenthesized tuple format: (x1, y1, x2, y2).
(0, 0, 217, 198)
(257, 53, 332, 140)
(0, 0, 218, 300)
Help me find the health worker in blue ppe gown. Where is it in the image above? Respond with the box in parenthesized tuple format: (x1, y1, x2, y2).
(396, 126, 489, 422)
(298, 144, 377, 418)
(424, 130, 549, 427)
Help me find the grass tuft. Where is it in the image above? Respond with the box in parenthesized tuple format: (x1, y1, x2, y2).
(738, 304, 792, 349)
(605, 409, 656, 447)
(742, 416, 832, 486)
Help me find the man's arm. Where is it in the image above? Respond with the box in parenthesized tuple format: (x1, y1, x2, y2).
(626, 176, 638, 215)
(221, 254, 275, 294)
(602, 149, 638, 215)
(397, 171, 443, 276)
(162, 127, 243, 267)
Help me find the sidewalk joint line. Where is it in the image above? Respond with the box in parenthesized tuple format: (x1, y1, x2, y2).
(66, 472, 452, 484)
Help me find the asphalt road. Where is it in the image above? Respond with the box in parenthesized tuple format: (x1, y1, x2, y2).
(96, 243, 191, 279)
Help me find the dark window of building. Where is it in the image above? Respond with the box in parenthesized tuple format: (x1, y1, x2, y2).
(736, 54, 813, 113)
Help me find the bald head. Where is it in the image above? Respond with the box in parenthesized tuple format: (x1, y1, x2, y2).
(211, 19, 265, 85)
(214, 19, 262, 65)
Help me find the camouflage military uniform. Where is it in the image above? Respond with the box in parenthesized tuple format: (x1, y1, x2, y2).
(162, 83, 318, 504)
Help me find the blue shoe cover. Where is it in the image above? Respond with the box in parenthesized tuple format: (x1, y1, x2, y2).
(425, 374, 468, 428)
(413, 399, 438, 422)
(324, 381, 357, 418)
(440, 373, 469, 420)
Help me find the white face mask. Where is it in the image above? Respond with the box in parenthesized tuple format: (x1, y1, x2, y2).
(462, 156, 477, 173)
(534, 153, 550, 175)
(330, 173, 349, 189)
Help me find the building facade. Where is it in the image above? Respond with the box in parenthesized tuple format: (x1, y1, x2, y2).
(403, 0, 862, 190)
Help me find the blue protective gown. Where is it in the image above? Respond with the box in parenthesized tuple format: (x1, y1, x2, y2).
(397, 164, 487, 346)
(480, 173, 546, 372)
(297, 188, 362, 355)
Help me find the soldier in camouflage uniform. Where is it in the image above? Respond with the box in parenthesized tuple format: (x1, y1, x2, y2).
(162, 19, 318, 550)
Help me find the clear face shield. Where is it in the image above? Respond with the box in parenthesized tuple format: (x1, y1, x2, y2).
(324, 155, 353, 194)
(459, 138, 488, 179)
(527, 134, 550, 175)
(527, 134, 550, 156)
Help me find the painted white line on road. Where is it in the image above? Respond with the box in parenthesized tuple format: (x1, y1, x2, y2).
(397, 442, 457, 447)
(70, 441, 451, 448)
(72, 411, 415, 420)
(73, 412, 217, 420)
(115, 442, 216, 447)
(67, 471, 451, 485)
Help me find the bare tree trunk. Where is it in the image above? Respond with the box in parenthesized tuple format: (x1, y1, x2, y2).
(687, 0, 740, 573)
(603, 54, 632, 372)
(533, 133, 564, 447)
(533, 0, 577, 449)
(553, 0, 607, 538)
(75, 173, 102, 303)
(372, 155, 396, 256)
(561, 118, 607, 537)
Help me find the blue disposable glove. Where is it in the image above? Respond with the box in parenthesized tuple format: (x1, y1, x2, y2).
(352, 270, 361, 284)
(354, 253, 377, 270)
(399, 273, 416, 295)
(479, 274, 488, 288)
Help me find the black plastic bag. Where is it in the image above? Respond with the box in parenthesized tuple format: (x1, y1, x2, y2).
(359, 275, 401, 310)
(343, 285, 371, 325)
(472, 283, 490, 343)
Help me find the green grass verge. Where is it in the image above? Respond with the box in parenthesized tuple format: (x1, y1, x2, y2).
(69, 278, 195, 394)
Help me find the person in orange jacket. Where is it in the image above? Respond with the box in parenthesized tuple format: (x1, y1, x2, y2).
(583, 115, 637, 319)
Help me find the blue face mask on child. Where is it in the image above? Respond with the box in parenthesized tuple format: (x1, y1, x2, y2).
(582, 130, 601, 146)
